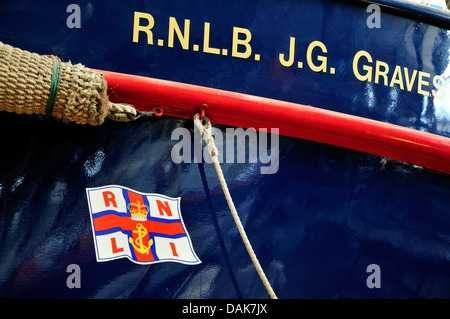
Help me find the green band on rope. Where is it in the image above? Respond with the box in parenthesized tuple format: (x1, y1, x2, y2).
(45, 55, 61, 118)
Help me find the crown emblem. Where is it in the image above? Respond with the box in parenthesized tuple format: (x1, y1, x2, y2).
(128, 200, 149, 221)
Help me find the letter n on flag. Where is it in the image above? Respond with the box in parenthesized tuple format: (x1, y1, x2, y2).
(86, 185, 201, 265)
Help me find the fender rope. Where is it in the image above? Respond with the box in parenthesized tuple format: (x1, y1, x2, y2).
(0, 41, 148, 124)
(193, 113, 278, 299)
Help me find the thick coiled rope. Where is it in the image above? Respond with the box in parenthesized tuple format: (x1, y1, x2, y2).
(0, 41, 147, 125)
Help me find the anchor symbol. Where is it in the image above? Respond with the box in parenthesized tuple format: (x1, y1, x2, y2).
(129, 223, 153, 255)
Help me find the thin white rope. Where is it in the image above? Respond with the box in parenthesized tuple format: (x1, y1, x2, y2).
(193, 113, 278, 299)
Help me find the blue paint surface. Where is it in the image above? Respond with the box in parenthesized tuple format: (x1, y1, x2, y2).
(0, 0, 449, 298)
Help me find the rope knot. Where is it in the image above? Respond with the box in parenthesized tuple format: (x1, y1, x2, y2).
(193, 113, 219, 161)
(107, 102, 155, 122)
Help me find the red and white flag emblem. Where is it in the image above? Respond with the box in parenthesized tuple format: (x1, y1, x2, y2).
(86, 185, 201, 265)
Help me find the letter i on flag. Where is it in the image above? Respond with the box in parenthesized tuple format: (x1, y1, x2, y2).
(86, 185, 201, 265)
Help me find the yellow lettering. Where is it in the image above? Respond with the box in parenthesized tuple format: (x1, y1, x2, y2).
(352, 50, 373, 82)
(203, 22, 220, 55)
(404, 68, 417, 92)
(374, 60, 389, 86)
(306, 41, 328, 73)
(133, 12, 155, 45)
(232, 27, 252, 59)
(432, 75, 445, 99)
(417, 71, 430, 96)
(279, 37, 295, 67)
(389, 65, 404, 90)
(168, 17, 190, 50)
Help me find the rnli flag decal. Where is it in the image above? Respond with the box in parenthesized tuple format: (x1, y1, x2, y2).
(86, 185, 201, 265)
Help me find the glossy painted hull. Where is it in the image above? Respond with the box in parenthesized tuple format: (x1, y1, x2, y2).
(0, 0, 449, 298)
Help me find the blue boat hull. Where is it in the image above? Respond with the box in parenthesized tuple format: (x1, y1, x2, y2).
(0, 0, 449, 298)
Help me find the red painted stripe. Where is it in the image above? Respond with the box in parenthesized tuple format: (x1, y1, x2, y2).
(99, 70, 450, 175)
